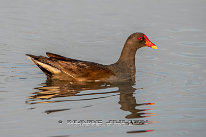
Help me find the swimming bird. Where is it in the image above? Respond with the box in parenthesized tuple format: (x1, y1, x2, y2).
(26, 32, 157, 82)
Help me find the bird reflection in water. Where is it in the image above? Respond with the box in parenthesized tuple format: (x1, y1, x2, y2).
(28, 79, 121, 104)
(27, 79, 155, 133)
(118, 85, 155, 119)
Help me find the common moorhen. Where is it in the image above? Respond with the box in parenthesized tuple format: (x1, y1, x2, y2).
(26, 32, 157, 82)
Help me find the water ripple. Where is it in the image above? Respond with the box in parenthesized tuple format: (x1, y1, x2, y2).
(171, 52, 206, 58)
(177, 41, 206, 47)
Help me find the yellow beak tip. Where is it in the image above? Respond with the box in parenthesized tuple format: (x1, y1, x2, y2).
(151, 46, 158, 49)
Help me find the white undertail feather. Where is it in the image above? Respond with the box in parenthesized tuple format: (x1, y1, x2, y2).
(26, 56, 61, 74)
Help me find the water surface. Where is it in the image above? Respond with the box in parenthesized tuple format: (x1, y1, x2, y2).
(0, 0, 206, 137)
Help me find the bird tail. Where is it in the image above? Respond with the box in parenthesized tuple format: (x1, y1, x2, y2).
(26, 54, 61, 76)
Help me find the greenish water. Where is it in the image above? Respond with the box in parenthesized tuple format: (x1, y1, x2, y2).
(0, 0, 206, 137)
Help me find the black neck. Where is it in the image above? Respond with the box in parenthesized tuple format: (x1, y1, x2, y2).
(117, 40, 139, 65)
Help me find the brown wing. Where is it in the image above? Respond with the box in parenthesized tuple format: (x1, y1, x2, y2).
(57, 60, 115, 81)
(46, 52, 82, 62)
(27, 53, 115, 81)
(46, 52, 72, 61)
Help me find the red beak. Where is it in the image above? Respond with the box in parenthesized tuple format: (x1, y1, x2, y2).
(144, 35, 158, 49)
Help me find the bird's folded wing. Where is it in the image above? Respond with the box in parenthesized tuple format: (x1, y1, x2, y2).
(27, 53, 114, 81)
(57, 60, 114, 80)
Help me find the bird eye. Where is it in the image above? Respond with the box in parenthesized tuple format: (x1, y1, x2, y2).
(138, 37, 142, 40)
